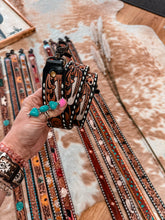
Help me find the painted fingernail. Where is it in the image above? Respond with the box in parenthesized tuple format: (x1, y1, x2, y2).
(59, 98, 67, 108)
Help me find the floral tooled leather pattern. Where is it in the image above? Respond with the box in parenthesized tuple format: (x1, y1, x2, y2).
(43, 55, 98, 129)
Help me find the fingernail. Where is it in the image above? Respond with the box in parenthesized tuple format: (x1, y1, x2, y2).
(59, 98, 67, 108)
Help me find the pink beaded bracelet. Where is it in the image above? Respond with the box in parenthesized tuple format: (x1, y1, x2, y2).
(0, 142, 27, 168)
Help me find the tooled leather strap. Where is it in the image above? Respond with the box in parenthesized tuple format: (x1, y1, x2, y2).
(42, 56, 66, 128)
(43, 42, 98, 129)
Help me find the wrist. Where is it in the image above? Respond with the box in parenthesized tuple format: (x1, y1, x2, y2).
(0, 142, 28, 168)
(2, 128, 30, 161)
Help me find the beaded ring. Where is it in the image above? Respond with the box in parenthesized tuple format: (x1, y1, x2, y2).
(28, 101, 59, 117)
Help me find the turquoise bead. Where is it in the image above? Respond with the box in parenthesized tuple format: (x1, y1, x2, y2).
(16, 202, 24, 211)
(39, 105, 49, 113)
(49, 101, 58, 110)
(3, 120, 9, 126)
(29, 108, 39, 117)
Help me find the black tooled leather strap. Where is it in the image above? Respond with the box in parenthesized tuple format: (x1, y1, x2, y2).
(42, 56, 66, 128)
(42, 39, 98, 129)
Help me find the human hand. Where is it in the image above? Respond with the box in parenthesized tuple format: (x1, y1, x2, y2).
(2, 88, 67, 161)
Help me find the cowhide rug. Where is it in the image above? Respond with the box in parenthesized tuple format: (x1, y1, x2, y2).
(0, 0, 165, 219)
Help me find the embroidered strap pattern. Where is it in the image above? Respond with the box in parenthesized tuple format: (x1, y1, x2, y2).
(94, 94, 165, 219)
(3, 55, 28, 220)
(10, 51, 26, 106)
(4, 55, 19, 118)
(22, 52, 64, 219)
(46, 130, 77, 220)
(86, 113, 140, 219)
(5, 51, 51, 219)
(28, 49, 41, 91)
(19, 52, 55, 219)
(78, 127, 124, 220)
(19, 49, 33, 95)
(90, 102, 156, 219)
(0, 57, 10, 135)
(39, 144, 63, 220)
(10, 51, 45, 219)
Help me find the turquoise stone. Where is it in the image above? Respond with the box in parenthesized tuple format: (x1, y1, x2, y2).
(39, 105, 49, 113)
(16, 202, 24, 211)
(0, 79, 3, 87)
(3, 120, 9, 126)
(49, 101, 58, 110)
(38, 176, 43, 183)
(29, 108, 39, 117)
(19, 88, 24, 94)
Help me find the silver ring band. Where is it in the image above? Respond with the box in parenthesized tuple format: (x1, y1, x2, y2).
(44, 111, 50, 120)
(44, 111, 52, 127)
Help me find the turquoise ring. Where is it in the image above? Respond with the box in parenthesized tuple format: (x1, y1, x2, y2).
(28, 101, 58, 118)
